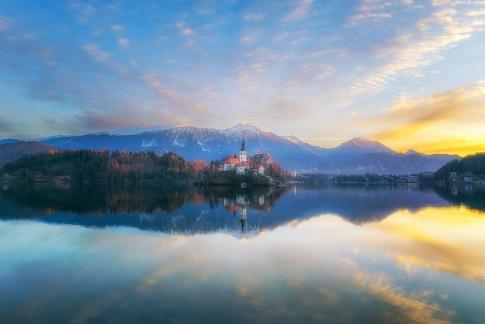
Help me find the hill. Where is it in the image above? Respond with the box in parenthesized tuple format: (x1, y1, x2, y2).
(0, 141, 58, 165)
(435, 153, 485, 182)
(0, 150, 196, 184)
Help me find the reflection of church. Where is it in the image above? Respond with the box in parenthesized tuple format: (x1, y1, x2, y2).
(222, 192, 271, 233)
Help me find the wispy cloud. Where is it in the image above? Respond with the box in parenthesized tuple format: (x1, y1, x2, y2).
(243, 12, 265, 22)
(347, 0, 394, 26)
(351, 3, 485, 96)
(0, 117, 18, 136)
(177, 21, 196, 36)
(283, 0, 313, 22)
(111, 24, 124, 32)
(266, 100, 308, 120)
(82, 44, 127, 74)
(117, 37, 129, 49)
(140, 73, 210, 123)
(0, 16, 13, 32)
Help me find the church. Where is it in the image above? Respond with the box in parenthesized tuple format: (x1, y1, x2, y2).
(219, 140, 265, 176)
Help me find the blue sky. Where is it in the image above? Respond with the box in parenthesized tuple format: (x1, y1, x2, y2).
(0, 0, 484, 154)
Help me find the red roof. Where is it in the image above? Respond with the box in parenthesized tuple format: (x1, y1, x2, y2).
(224, 156, 239, 164)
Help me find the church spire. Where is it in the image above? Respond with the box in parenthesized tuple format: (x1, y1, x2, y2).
(239, 139, 247, 163)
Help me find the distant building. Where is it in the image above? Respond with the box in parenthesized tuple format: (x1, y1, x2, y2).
(407, 175, 419, 183)
(463, 176, 474, 183)
(222, 156, 239, 171)
(449, 172, 458, 181)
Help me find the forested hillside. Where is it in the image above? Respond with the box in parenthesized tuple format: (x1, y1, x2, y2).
(434, 153, 485, 181)
(0, 150, 196, 184)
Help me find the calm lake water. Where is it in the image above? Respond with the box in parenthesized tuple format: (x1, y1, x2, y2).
(1, 184, 484, 323)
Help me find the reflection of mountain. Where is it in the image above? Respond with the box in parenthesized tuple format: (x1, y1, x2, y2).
(0, 184, 462, 234)
(266, 185, 452, 225)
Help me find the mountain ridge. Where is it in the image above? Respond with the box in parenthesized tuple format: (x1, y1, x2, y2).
(1, 124, 458, 174)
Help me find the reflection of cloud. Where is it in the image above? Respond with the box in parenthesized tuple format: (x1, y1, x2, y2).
(2, 206, 485, 322)
(354, 271, 454, 324)
(367, 207, 485, 284)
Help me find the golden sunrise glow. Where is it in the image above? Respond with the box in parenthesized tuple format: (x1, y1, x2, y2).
(364, 81, 485, 155)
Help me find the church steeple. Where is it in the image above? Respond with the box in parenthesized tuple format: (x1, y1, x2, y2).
(239, 139, 247, 163)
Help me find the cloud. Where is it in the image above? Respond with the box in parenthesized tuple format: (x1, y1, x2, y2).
(140, 73, 210, 123)
(347, 0, 394, 26)
(83, 44, 110, 63)
(292, 63, 335, 83)
(78, 109, 184, 132)
(350, 3, 485, 96)
(243, 12, 265, 22)
(370, 81, 485, 139)
(266, 100, 308, 120)
(239, 29, 260, 45)
(68, 1, 97, 21)
(117, 37, 129, 49)
(282, 0, 313, 22)
(0, 117, 18, 136)
(45, 104, 186, 134)
(82, 43, 127, 74)
(361, 81, 485, 154)
(111, 24, 124, 32)
(176, 21, 195, 36)
(0, 16, 13, 32)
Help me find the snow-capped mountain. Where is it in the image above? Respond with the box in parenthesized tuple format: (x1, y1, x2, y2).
(3, 124, 457, 174)
(333, 137, 395, 154)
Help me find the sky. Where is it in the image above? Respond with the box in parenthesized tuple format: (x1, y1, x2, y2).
(0, 0, 484, 155)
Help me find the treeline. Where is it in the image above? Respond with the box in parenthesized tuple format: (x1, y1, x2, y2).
(434, 153, 485, 181)
(0, 150, 197, 184)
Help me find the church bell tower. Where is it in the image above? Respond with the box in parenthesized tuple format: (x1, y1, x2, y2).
(239, 139, 247, 163)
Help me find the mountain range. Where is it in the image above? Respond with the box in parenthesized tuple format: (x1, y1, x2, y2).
(0, 124, 457, 174)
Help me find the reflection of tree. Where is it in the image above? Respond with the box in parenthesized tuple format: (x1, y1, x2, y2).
(434, 185, 485, 212)
(0, 183, 195, 214)
(2, 184, 479, 234)
(0, 183, 287, 215)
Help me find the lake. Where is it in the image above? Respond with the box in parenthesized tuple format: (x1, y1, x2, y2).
(0, 184, 484, 323)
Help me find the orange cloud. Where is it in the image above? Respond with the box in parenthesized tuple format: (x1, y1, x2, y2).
(365, 81, 485, 154)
